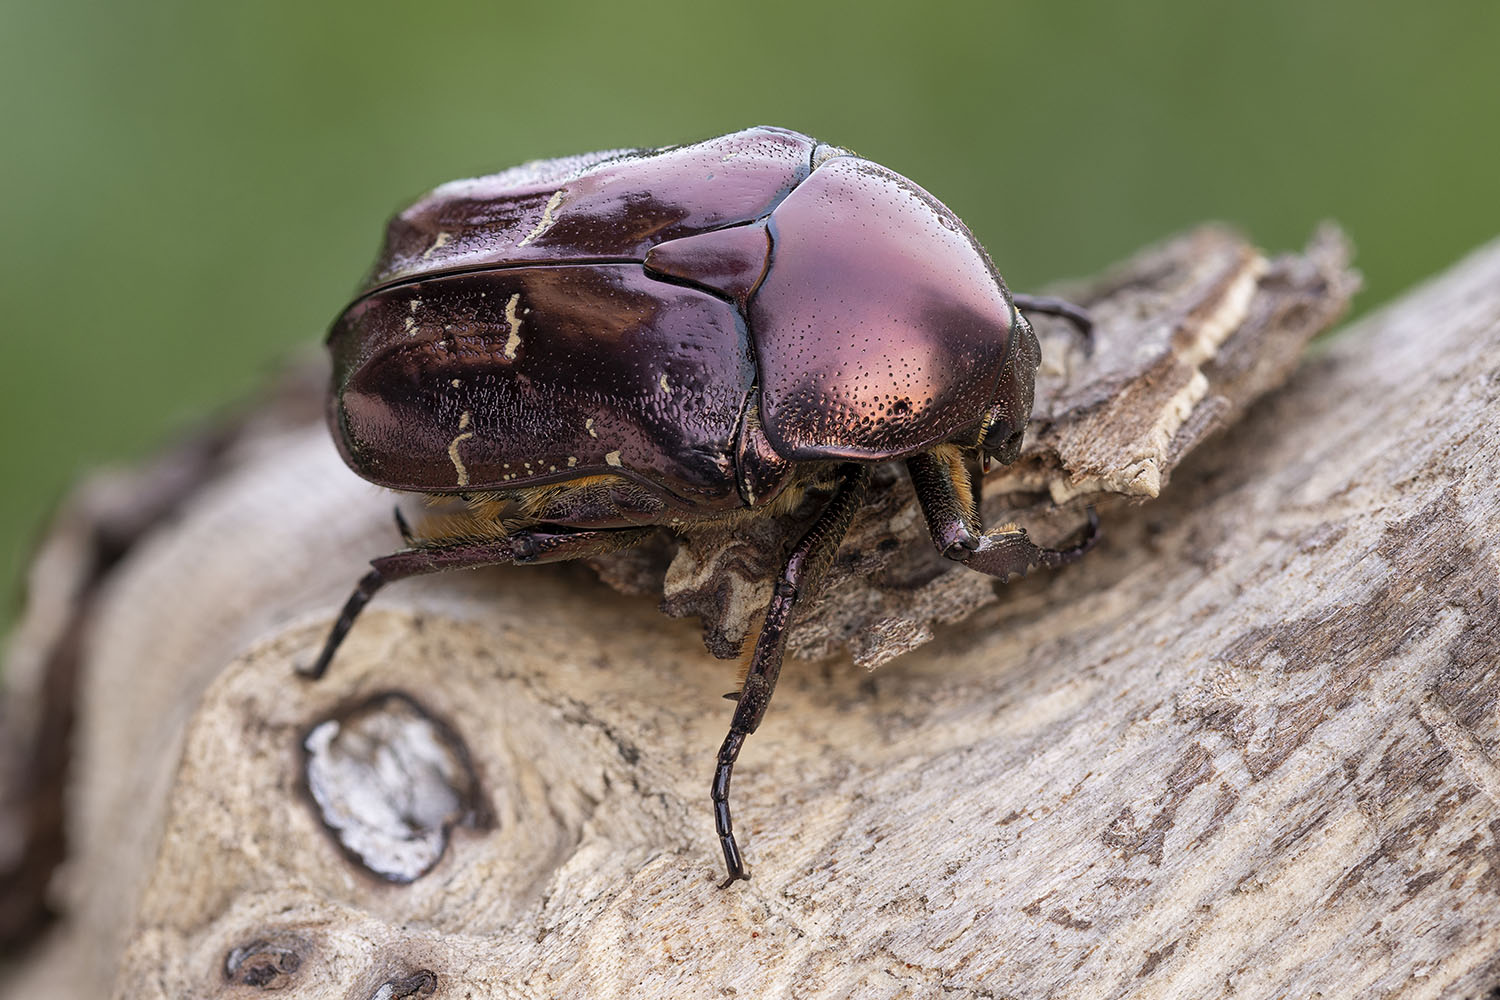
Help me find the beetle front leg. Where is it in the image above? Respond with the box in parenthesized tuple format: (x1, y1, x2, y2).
(713, 463, 871, 886)
(959, 507, 1098, 579)
(906, 450, 1098, 582)
(301, 525, 655, 680)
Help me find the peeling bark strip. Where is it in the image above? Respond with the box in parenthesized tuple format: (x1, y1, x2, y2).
(11, 230, 1500, 1000)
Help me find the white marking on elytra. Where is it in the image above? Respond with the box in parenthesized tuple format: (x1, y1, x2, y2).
(450, 378, 461, 388)
(605, 450, 622, 467)
(659, 372, 672, 396)
(448, 410, 475, 487)
(421, 232, 452, 260)
(585, 418, 597, 438)
(567, 456, 578, 467)
(503, 293, 523, 360)
(404, 316, 417, 334)
(517, 189, 565, 247)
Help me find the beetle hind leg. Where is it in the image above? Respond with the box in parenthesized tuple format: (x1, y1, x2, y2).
(906, 449, 1098, 582)
(712, 463, 871, 886)
(300, 525, 654, 680)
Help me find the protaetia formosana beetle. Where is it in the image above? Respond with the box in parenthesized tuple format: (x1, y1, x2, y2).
(308, 126, 1096, 885)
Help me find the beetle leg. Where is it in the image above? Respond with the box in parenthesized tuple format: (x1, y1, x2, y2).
(713, 463, 871, 886)
(392, 505, 417, 546)
(906, 450, 1098, 580)
(300, 525, 655, 680)
(1012, 293, 1094, 341)
(959, 507, 1098, 579)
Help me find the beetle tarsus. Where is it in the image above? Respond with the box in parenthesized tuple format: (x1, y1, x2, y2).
(1040, 506, 1100, 566)
(1012, 293, 1095, 343)
(714, 729, 750, 885)
(299, 567, 387, 680)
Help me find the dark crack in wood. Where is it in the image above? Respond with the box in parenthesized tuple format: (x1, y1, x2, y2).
(369, 970, 438, 999)
(224, 936, 307, 990)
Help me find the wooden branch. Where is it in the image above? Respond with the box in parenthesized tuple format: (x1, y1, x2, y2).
(7, 228, 1500, 999)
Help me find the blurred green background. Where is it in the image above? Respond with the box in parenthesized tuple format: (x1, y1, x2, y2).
(2, 0, 1498, 620)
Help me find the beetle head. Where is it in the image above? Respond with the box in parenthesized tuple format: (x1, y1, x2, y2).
(977, 307, 1041, 467)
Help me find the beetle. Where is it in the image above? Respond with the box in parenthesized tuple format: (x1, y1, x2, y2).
(306, 125, 1096, 885)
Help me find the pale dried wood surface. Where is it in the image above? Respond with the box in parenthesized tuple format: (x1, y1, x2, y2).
(5, 230, 1500, 999)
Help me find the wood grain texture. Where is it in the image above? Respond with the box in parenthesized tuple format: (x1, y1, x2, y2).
(4, 231, 1499, 1000)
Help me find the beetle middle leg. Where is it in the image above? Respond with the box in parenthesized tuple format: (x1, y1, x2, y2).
(301, 525, 654, 680)
(713, 463, 871, 886)
(906, 449, 1097, 581)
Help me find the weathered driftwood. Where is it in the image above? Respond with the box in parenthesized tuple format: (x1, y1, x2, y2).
(7, 226, 1500, 999)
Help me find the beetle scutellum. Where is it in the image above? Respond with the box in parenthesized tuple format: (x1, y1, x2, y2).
(307, 126, 1096, 885)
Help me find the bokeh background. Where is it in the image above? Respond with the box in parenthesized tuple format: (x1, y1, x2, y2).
(2, 0, 1498, 621)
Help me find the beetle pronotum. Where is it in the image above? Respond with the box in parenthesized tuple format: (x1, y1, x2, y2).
(307, 126, 1094, 884)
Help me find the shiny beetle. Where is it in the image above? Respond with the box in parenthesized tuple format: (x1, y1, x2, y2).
(308, 126, 1095, 885)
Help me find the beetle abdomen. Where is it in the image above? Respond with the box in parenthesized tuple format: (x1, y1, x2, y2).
(328, 264, 754, 506)
(751, 155, 1020, 461)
